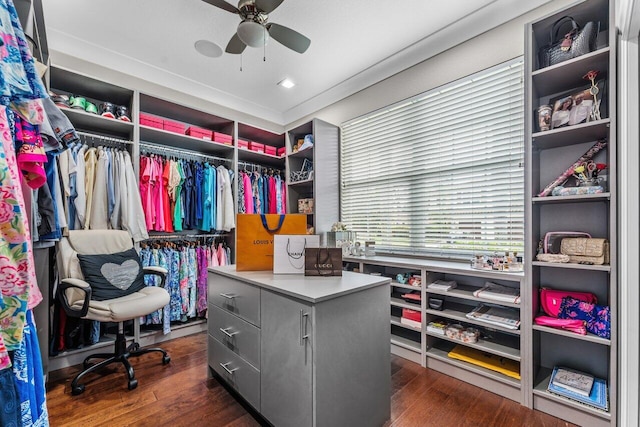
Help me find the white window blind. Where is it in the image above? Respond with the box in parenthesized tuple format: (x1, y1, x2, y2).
(340, 59, 524, 258)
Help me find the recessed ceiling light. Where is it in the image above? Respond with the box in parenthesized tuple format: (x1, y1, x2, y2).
(278, 78, 295, 89)
(195, 40, 222, 58)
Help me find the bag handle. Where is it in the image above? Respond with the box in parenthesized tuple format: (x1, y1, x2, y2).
(549, 16, 580, 43)
(260, 214, 286, 233)
(287, 238, 306, 259)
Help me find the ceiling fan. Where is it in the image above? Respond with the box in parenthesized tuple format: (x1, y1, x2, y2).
(202, 0, 311, 54)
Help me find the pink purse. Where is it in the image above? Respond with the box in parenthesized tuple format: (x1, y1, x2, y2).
(534, 315, 587, 335)
(540, 288, 597, 317)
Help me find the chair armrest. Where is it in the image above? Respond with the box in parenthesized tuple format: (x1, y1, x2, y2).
(58, 278, 92, 318)
(143, 266, 167, 289)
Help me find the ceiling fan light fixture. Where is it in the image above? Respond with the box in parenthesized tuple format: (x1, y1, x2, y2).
(237, 20, 269, 47)
(277, 78, 295, 89)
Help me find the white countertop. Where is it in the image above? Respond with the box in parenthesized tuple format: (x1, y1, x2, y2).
(209, 266, 390, 303)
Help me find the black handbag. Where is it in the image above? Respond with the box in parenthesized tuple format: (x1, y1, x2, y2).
(538, 16, 598, 68)
(304, 247, 342, 276)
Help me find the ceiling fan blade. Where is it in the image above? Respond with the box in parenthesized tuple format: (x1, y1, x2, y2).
(201, 0, 240, 14)
(255, 0, 284, 14)
(267, 23, 310, 54)
(225, 33, 247, 54)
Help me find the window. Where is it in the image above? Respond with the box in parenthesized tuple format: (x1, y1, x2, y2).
(340, 59, 524, 259)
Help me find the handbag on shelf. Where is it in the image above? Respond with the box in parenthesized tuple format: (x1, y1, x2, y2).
(560, 237, 609, 265)
(538, 16, 599, 68)
(534, 315, 587, 335)
(304, 247, 342, 276)
(543, 231, 592, 254)
(236, 214, 307, 271)
(273, 234, 320, 274)
(540, 288, 597, 318)
(559, 297, 611, 339)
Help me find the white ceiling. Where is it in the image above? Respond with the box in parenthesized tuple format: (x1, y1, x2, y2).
(42, 0, 549, 126)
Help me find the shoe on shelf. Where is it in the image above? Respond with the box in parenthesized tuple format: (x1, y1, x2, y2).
(84, 101, 98, 115)
(116, 105, 131, 122)
(69, 96, 86, 110)
(99, 102, 116, 119)
(49, 91, 69, 108)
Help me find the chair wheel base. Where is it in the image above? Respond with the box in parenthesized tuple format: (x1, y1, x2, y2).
(163, 355, 171, 365)
(128, 379, 138, 390)
(71, 384, 85, 395)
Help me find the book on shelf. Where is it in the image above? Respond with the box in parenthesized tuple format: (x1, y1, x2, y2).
(550, 366, 594, 397)
(400, 317, 421, 329)
(426, 320, 448, 335)
(466, 305, 520, 330)
(473, 281, 521, 304)
(547, 368, 608, 412)
(427, 280, 457, 291)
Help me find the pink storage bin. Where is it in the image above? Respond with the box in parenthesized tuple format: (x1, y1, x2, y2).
(139, 113, 163, 129)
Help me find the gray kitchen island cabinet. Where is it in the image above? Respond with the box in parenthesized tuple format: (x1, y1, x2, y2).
(208, 266, 391, 427)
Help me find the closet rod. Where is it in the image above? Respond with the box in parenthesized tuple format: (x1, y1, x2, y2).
(76, 131, 133, 145)
(238, 161, 282, 172)
(144, 233, 227, 240)
(139, 142, 231, 164)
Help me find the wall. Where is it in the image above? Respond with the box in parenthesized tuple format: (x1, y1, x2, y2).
(288, 0, 575, 130)
(49, 51, 285, 137)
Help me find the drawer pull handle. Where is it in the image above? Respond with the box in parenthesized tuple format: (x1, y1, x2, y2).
(220, 293, 236, 299)
(220, 362, 238, 375)
(220, 327, 239, 338)
(300, 310, 309, 346)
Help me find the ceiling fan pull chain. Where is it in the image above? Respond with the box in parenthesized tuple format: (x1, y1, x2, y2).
(240, 53, 243, 72)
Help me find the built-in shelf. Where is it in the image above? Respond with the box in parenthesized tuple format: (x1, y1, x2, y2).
(390, 297, 421, 310)
(532, 193, 611, 204)
(427, 345, 521, 387)
(531, 261, 611, 272)
(288, 147, 313, 159)
(426, 283, 521, 309)
(425, 307, 521, 336)
(426, 332, 521, 361)
(390, 335, 421, 353)
(532, 324, 611, 346)
(288, 178, 314, 187)
(139, 125, 234, 157)
(391, 281, 422, 291)
(237, 148, 286, 167)
(391, 315, 421, 333)
(60, 107, 134, 138)
(531, 119, 611, 150)
(531, 47, 610, 94)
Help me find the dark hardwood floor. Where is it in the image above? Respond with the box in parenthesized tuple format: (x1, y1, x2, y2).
(46, 332, 575, 427)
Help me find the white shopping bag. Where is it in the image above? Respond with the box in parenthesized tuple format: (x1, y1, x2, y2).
(273, 234, 320, 274)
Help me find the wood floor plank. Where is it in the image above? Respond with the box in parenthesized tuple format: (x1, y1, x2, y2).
(46, 332, 577, 427)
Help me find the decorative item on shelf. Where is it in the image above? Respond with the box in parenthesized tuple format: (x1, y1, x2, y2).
(351, 241, 362, 256)
(293, 134, 314, 153)
(537, 104, 552, 131)
(396, 273, 410, 284)
(326, 224, 356, 256)
(364, 241, 376, 257)
(426, 320, 448, 335)
(538, 139, 607, 197)
(297, 198, 314, 214)
(550, 80, 603, 130)
(537, 16, 599, 69)
(584, 70, 602, 121)
(470, 252, 523, 272)
(445, 324, 465, 340)
(408, 275, 421, 287)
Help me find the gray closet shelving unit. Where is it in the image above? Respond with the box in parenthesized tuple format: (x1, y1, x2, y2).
(286, 119, 340, 238)
(524, 0, 617, 425)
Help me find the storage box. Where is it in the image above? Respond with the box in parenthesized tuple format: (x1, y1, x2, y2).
(238, 139, 249, 149)
(213, 132, 233, 145)
(139, 113, 163, 129)
(402, 308, 421, 323)
(249, 142, 265, 153)
(277, 147, 287, 157)
(185, 126, 213, 140)
(264, 145, 277, 156)
(297, 198, 314, 214)
(163, 119, 185, 134)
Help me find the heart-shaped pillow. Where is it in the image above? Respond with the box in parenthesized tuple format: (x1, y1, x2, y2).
(78, 248, 146, 301)
(100, 259, 140, 290)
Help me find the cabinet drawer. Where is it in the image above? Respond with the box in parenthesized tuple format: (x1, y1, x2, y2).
(209, 304, 261, 370)
(208, 272, 260, 326)
(209, 335, 260, 410)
